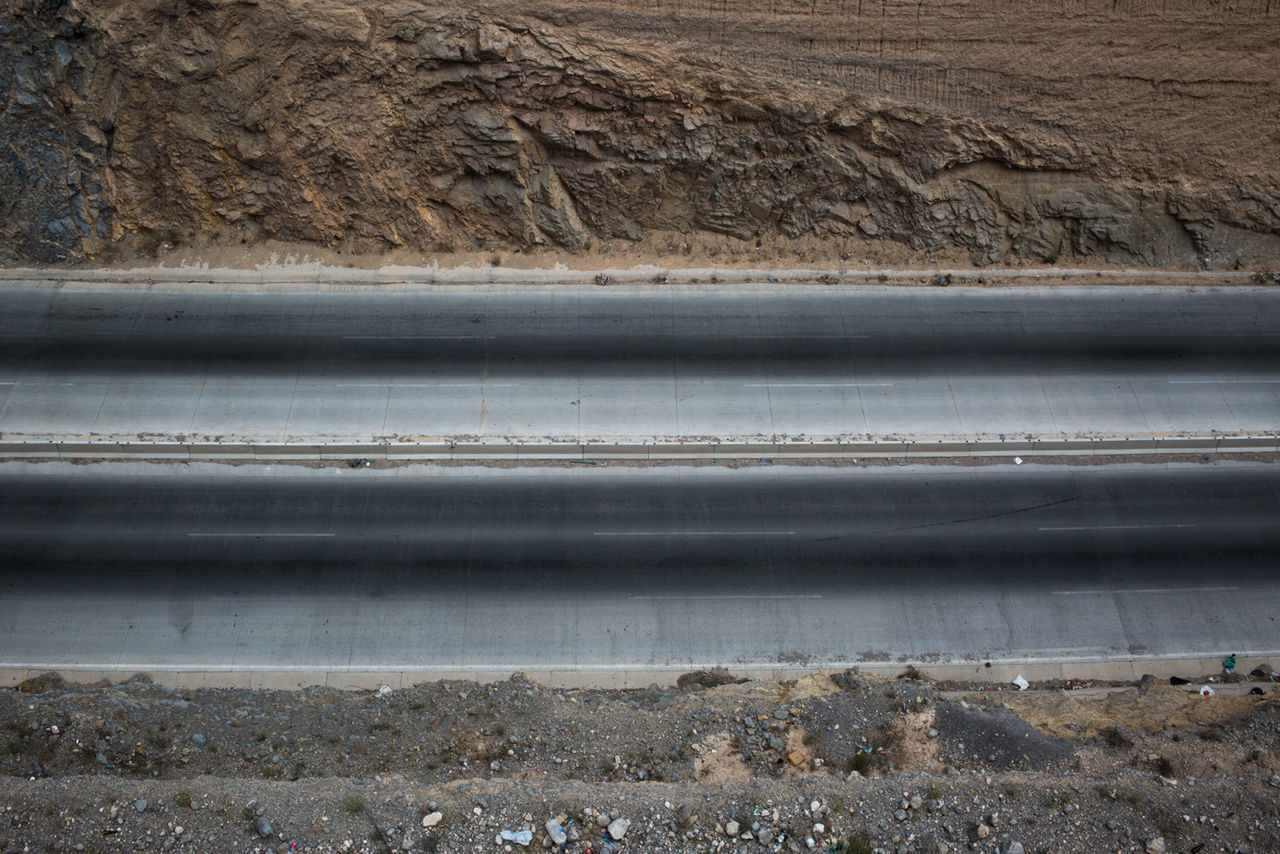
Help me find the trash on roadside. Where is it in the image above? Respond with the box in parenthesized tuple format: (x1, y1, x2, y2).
(1012, 675, 1030, 691)
(1013, 456, 1023, 465)
(500, 829, 533, 846)
(1250, 687, 1265, 695)
(786, 749, 807, 766)
(546, 818, 568, 845)
(378, 685, 392, 696)
(1223, 654, 1237, 674)
(1199, 686, 1216, 697)
(1170, 676, 1191, 685)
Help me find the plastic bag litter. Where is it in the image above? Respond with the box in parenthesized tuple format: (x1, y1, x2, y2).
(500, 829, 533, 846)
(1012, 674, 1030, 691)
(1199, 686, 1216, 697)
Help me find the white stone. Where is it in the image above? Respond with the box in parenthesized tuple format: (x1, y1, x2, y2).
(422, 812, 443, 828)
(607, 818, 630, 840)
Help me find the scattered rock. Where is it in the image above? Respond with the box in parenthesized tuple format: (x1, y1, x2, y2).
(422, 812, 443, 828)
(1146, 838, 1167, 854)
(607, 818, 630, 840)
(254, 816, 272, 839)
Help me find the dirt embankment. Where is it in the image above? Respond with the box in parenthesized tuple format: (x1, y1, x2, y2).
(2, 670, 1279, 853)
(3, 0, 1279, 269)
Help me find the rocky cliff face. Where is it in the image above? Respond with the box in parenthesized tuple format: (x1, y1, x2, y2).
(3, 0, 1278, 267)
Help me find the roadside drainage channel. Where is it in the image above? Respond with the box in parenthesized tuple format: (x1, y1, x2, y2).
(0, 436, 1276, 461)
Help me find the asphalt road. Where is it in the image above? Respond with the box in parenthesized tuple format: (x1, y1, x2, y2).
(2, 463, 1276, 672)
(1, 284, 1278, 443)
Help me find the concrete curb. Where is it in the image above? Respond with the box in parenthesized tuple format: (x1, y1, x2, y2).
(0, 265, 1256, 288)
(3, 652, 1276, 690)
(0, 435, 1275, 461)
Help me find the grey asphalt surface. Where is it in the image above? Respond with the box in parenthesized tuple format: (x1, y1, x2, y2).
(1, 284, 1278, 443)
(2, 463, 1276, 671)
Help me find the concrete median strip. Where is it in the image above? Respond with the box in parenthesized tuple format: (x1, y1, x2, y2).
(0, 434, 1274, 461)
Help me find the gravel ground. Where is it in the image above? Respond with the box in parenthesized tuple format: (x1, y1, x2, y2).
(2, 670, 1278, 853)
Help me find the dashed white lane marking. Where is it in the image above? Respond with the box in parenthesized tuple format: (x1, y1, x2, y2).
(593, 531, 796, 537)
(342, 335, 485, 340)
(187, 533, 335, 538)
(627, 594, 824, 600)
(1052, 586, 1240, 596)
(744, 383, 893, 388)
(1038, 524, 1198, 532)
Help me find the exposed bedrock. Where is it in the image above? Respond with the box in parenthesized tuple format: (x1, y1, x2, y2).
(3, 0, 1278, 267)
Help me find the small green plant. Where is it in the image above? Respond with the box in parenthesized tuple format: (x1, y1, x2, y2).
(253, 729, 267, 742)
(240, 806, 256, 822)
(926, 782, 942, 800)
(342, 793, 365, 814)
(846, 751, 871, 775)
(831, 830, 875, 854)
(1004, 783, 1019, 799)
(175, 789, 193, 809)
(1045, 790, 1071, 807)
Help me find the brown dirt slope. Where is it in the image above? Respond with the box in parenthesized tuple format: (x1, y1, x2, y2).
(2, 670, 1278, 853)
(3, 0, 1278, 268)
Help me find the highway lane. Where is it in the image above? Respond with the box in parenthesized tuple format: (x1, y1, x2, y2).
(2, 463, 1277, 671)
(0, 284, 1277, 444)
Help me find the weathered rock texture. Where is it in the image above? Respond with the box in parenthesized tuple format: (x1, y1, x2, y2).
(3, 0, 1279, 267)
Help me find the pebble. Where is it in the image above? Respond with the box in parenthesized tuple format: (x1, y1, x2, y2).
(976, 823, 991, 839)
(422, 812, 442, 828)
(135, 798, 147, 813)
(1146, 838, 1167, 854)
(254, 816, 272, 838)
(725, 820, 740, 836)
(1004, 843, 1025, 854)
(191, 733, 206, 747)
(607, 818, 630, 840)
